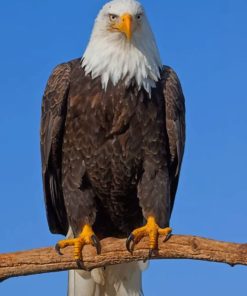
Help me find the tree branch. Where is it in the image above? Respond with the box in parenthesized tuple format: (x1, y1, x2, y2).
(1, 235, 247, 281)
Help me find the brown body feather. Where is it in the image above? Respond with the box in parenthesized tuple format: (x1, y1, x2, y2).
(41, 58, 185, 238)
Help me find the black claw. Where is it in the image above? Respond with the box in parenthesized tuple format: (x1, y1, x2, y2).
(149, 249, 155, 257)
(163, 232, 172, 242)
(55, 243, 63, 255)
(76, 259, 84, 269)
(91, 235, 101, 255)
(126, 234, 135, 253)
(143, 257, 149, 263)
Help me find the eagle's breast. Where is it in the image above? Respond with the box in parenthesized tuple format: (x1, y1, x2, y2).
(63, 64, 145, 192)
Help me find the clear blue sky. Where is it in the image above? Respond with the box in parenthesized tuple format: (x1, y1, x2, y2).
(0, 0, 246, 295)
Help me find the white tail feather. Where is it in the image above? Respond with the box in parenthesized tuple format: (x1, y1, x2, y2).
(68, 261, 147, 296)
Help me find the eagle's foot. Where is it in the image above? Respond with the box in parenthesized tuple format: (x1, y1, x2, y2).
(55, 224, 100, 263)
(126, 216, 172, 255)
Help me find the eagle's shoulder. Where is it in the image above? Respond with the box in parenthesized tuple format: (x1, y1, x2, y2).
(160, 65, 185, 111)
(42, 58, 81, 116)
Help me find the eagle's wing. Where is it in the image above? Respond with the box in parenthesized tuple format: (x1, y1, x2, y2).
(161, 66, 186, 213)
(41, 60, 78, 235)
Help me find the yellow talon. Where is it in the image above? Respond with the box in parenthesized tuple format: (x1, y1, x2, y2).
(55, 224, 100, 262)
(126, 216, 172, 254)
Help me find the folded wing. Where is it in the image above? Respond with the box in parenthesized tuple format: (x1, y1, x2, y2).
(161, 66, 186, 213)
(41, 60, 78, 235)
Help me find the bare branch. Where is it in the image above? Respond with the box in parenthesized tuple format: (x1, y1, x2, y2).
(1, 235, 247, 281)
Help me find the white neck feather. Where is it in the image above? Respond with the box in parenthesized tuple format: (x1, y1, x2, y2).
(82, 9, 162, 97)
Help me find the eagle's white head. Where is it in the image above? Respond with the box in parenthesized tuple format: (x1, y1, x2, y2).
(82, 0, 162, 96)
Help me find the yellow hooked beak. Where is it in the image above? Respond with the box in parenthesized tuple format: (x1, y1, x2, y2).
(113, 13, 133, 41)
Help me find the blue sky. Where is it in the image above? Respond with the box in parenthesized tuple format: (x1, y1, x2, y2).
(0, 0, 246, 295)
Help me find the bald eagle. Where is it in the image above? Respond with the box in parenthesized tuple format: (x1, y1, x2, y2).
(41, 0, 185, 295)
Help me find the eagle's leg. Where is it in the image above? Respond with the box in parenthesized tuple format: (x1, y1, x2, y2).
(55, 224, 100, 263)
(58, 175, 99, 263)
(126, 216, 172, 255)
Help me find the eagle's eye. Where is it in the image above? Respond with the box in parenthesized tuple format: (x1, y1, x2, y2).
(109, 14, 118, 22)
(136, 14, 142, 20)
